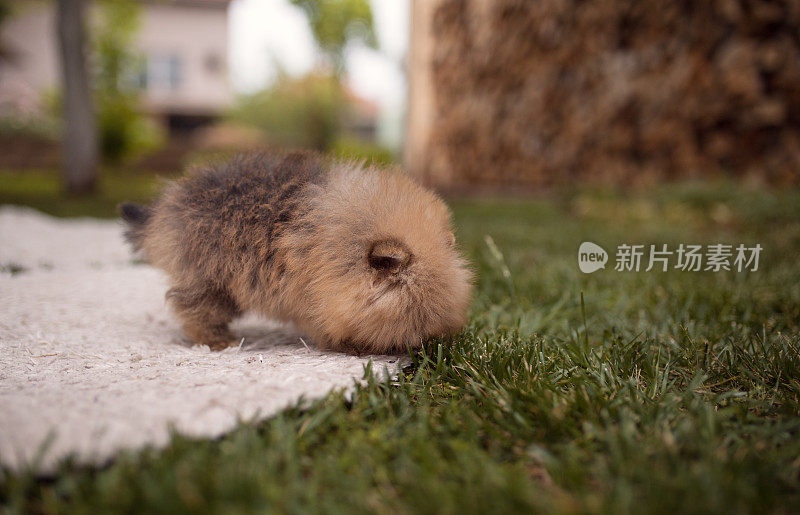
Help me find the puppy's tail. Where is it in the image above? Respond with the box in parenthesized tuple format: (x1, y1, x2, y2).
(118, 202, 151, 252)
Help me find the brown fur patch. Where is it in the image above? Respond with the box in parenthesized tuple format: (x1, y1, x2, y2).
(123, 152, 473, 354)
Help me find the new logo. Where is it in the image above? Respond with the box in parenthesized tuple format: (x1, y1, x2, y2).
(578, 242, 608, 274)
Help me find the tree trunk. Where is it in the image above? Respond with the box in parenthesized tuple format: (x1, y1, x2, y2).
(56, 0, 97, 194)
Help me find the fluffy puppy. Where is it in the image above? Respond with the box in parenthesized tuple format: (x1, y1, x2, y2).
(120, 152, 472, 354)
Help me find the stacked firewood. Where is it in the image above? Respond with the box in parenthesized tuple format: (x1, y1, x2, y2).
(427, 0, 800, 187)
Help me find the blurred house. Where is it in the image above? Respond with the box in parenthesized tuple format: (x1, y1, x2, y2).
(0, 0, 232, 135)
(344, 88, 379, 142)
(406, 0, 800, 189)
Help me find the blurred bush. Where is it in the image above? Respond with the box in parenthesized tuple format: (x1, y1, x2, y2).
(29, 0, 165, 165)
(331, 136, 395, 166)
(96, 93, 164, 165)
(229, 72, 346, 151)
(229, 71, 395, 164)
(0, 111, 60, 140)
(0, 88, 62, 170)
(93, 0, 164, 164)
(0, 0, 163, 169)
(228, 0, 387, 160)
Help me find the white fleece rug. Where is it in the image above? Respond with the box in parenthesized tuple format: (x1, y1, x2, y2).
(0, 206, 401, 472)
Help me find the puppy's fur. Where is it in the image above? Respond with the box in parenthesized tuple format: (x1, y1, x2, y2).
(121, 152, 472, 353)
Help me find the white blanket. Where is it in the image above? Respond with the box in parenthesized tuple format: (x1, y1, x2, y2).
(0, 206, 400, 471)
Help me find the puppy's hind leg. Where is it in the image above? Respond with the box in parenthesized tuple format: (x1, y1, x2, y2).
(167, 284, 241, 350)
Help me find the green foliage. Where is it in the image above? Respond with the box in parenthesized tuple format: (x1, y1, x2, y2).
(9, 1, 164, 161)
(93, 0, 140, 97)
(93, 0, 164, 163)
(232, 0, 380, 154)
(96, 92, 164, 165)
(0, 113, 60, 140)
(230, 72, 346, 151)
(2, 182, 800, 512)
(290, 0, 376, 75)
(331, 135, 395, 166)
(0, 0, 9, 30)
(0, 169, 164, 218)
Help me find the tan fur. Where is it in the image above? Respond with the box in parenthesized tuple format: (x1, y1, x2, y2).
(123, 152, 472, 354)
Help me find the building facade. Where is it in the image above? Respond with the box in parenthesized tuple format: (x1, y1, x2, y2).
(0, 0, 232, 133)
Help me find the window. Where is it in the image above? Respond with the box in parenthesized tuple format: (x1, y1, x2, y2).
(140, 54, 183, 92)
(204, 52, 223, 75)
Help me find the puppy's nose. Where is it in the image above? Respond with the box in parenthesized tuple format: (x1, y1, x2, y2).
(368, 240, 411, 274)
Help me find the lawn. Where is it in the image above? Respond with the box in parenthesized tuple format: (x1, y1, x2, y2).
(1, 171, 800, 513)
(0, 169, 168, 218)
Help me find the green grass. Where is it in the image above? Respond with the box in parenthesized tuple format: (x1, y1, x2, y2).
(2, 173, 800, 513)
(0, 169, 169, 218)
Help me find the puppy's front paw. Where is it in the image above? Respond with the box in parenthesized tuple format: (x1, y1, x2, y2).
(205, 338, 239, 351)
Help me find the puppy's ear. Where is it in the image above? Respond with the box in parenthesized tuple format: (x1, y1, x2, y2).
(368, 240, 411, 274)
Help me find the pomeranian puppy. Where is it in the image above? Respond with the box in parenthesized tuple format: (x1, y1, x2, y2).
(120, 152, 472, 354)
